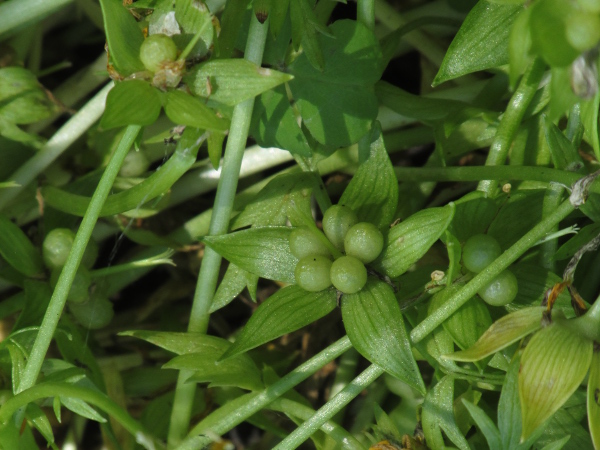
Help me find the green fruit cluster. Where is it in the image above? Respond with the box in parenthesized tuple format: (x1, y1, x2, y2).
(291, 205, 384, 295)
(462, 234, 518, 306)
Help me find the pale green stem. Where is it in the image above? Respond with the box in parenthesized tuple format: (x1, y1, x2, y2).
(0, 82, 113, 211)
(330, 347, 360, 423)
(357, 0, 375, 31)
(411, 199, 575, 343)
(477, 58, 546, 195)
(16, 125, 141, 394)
(272, 365, 384, 450)
(0, 0, 73, 38)
(166, 16, 269, 447)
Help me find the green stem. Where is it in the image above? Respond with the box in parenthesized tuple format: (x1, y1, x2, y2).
(0, 0, 73, 38)
(0, 382, 161, 448)
(357, 0, 375, 31)
(167, 16, 269, 447)
(559, 294, 600, 342)
(330, 347, 360, 423)
(411, 199, 575, 344)
(16, 125, 141, 394)
(272, 364, 384, 450)
(477, 58, 546, 195)
(0, 82, 113, 211)
(90, 249, 175, 278)
(178, 336, 353, 449)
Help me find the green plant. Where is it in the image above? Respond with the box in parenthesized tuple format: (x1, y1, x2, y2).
(1, 0, 600, 449)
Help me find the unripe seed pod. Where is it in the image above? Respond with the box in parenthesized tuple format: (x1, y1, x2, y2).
(322, 205, 358, 251)
(295, 255, 333, 292)
(462, 234, 502, 273)
(289, 227, 331, 259)
(139, 34, 178, 73)
(344, 222, 384, 263)
(478, 269, 519, 306)
(43, 228, 75, 270)
(330, 255, 367, 294)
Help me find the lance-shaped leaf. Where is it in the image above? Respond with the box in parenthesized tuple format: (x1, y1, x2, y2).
(375, 204, 454, 278)
(203, 226, 297, 283)
(462, 400, 501, 450)
(164, 90, 230, 131)
(446, 307, 545, 362)
(26, 403, 54, 447)
(519, 324, 593, 439)
(186, 59, 293, 106)
(210, 263, 258, 313)
(0, 214, 43, 276)
(341, 279, 425, 394)
(221, 285, 337, 360)
(290, 0, 326, 70)
(588, 350, 600, 450)
(339, 123, 398, 229)
(60, 397, 106, 423)
(100, 80, 162, 130)
(433, 2, 522, 85)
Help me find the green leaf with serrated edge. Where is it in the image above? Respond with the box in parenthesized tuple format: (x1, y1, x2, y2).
(588, 351, 600, 450)
(422, 376, 470, 450)
(203, 227, 297, 283)
(581, 93, 600, 161)
(447, 307, 544, 362)
(174, 0, 213, 59)
(339, 123, 398, 229)
(250, 86, 312, 157)
(434, 2, 521, 85)
(375, 204, 455, 279)
(220, 285, 336, 360)
(60, 397, 106, 423)
(508, 7, 532, 87)
(99, 0, 145, 76)
(543, 116, 584, 170)
(100, 81, 162, 130)
(462, 400, 501, 450)
(164, 90, 229, 131)
(186, 59, 293, 106)
(519, 323, 593, 440)
(288, 19, 382, 148)
(162, 343, 262, 391)
(207, 130, 226, 170)
(211, 263, 258, 312)
(341, 279, 425, 394)
(289, 0, 325, 70)
(449, 191, 498, 243)
(25, 403, 54, 446)
(0, 214, 43, 276)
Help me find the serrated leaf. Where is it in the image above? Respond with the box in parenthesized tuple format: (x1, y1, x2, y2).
(100, 80, 162, 129)
(164, 90, 230, 131)
(203, 226, 298, 283)
(60, 397, 107, 423)
(447, 307, 544, 362)
(434, 1, 522, 85)
(99, 0, 146, 76)
(0, 214, 43, 276)
(339, 123, 399, 229)
(519, 324, 593, 439)
(341, 279, 425, 394)
(186, 59, 293, 106)
(462, 399, 501, 450)
(587, 351, 600, 450)
(288, 19, 382, 147)
(375, 204, 455, 278)
(210, 263, 258, 313)
(221, 285, 336, 359)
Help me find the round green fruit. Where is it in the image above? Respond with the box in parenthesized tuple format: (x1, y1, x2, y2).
(566, 11, 600, 51)
(43, 228, 75, 270)
(119, 149, 150, 178)
(344, 222, 384, 263)
(478, 270, 519, 306)
(322, 205, 358, 251)
(69, 295, 114, 329)
(330, 256, 367, 294)
(289, 228, 331, 259)
(139, 34, 178, 73)
(294, 255, 333, 292)
(462, 234, 502, 273)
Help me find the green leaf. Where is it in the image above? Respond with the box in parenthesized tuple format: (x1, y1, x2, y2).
(341, 279, 425, 394)
(269, 0, 290, 38)
(220, 285, 337, 359)
(462, 399, 501, 450)
(581, 93, 600, 161)
(449, 191, 499, 243)
(289, 0, 325, 70)
(99, 0, 146, 76)
(587, 351, 600, 450)
(186, 59, 293, 106)
(529, 0, 578, 67)
(203, 226, 298, 283)
(543, 116, 584, 170)
(447, 307, 544, 362)
(164, 90, 230, 131)
(508, 7, 532, 87)
(14, 281, 52, 330)
(100, 81, 162, 129)
(519, 324, 593, 439)
(174, 0, 213, 59)
(339, 123, 399, 229)
(25, 403, 54, 447)
(421, 376, 470, 450)
(288, 19, 382, 147)
(0, 214, 43, 276)
(511, 263, 571, 310)
(499, 356, 524, 450)
(433, 1, 522, 85)
(60, 396, 106, 423)
(539, 436, 572, 450)
(207, 130, 226, 169)
(375, 204, 455, 278)
(210, 263, 258, 312)
(250, 86, 312, 157)
(216, 0, 252, 59)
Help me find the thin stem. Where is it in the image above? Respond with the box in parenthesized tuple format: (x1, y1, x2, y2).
(17, 125, 141, 393)
(411, 199, 575, 344)
(167, 15, 269, 447)
(178, 336, 353, 449)
(477, 58, 546, 195)
(0, 0, 73, 38)
(0, 82, 113, 211)
(272, 364, 384, 450)
(357, 0, 375, 31)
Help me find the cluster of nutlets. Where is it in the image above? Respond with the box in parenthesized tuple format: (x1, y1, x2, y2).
(290, 205, 384, 294)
